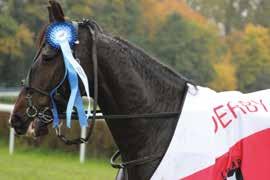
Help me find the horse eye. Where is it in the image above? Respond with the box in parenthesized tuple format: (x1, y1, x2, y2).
(42, 45, 58, 61)
(42, 54, 54, 61)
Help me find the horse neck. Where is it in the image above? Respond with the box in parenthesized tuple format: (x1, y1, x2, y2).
(94, 34, 187, 179)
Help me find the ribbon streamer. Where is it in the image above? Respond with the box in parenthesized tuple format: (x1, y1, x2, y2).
(59, 39, 89, 128)
(46, 22, 91, 128)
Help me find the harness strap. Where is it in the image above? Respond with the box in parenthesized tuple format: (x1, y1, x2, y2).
(25, 86, 50, 97)
(111, 150, 163, 169)
(59, 111, 180, 120)
(56, 111, 181, 145)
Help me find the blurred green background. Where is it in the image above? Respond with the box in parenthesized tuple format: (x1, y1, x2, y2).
(0, 0, 269, 92)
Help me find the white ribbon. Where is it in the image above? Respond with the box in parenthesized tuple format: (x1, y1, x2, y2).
(57, 31, 92, 118)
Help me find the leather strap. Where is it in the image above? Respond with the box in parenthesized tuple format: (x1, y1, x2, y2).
(59, 111, 180, 121)
(111, 150, 163, 169)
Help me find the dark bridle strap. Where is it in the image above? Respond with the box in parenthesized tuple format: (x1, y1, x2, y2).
(59, 111, 180, 120)
(111, 150, 163, 169)
(55, 112, 180, 145)
(25, 86, 50, 97)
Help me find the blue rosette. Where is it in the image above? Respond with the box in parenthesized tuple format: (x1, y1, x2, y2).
(44, 21, 89, 128)
(45, 22, 77, 49)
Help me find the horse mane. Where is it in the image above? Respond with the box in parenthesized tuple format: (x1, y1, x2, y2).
(87, 19, 103, 33)
(113, 36, 195, 86)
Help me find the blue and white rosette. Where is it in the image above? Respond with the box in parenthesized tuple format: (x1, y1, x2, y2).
(46, 22, 91, 128)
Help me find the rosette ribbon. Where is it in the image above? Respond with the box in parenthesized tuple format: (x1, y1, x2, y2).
(46, 22, 91, 128)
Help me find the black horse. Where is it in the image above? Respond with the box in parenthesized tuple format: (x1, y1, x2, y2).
(10, 1, 242, 180)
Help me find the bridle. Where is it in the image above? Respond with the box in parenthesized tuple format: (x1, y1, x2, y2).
(22, 19, 100, 143)
(22, 19, 195, 179)
(23, 44, 55, 127)
(25, 91, 53, 124)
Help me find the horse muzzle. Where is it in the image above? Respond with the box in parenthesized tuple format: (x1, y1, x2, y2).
(10, 113, 31, 135)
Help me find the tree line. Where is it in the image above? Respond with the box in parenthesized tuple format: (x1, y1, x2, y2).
(0, 0, 269, 92)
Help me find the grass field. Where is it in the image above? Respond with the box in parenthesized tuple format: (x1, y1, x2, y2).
(0, 96, 16, 104)
(0, 143, 116, 180)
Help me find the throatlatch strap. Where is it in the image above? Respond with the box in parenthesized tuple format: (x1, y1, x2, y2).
(110, 150, 163, 169)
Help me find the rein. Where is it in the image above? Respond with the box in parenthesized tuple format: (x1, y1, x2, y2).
(22, 39, 54, 124)
(61, 111, 181, 120)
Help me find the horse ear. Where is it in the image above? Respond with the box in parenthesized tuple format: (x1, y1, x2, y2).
(48, 0, 65, 22)
(47, 6, 55, 23)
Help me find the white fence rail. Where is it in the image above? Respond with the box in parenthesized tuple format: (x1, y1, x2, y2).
(0, 104, 15, 155)
(0, 104, 14, 112)
(0, 91, 19, 97)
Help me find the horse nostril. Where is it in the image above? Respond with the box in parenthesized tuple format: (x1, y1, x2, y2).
(10, 113, 29, 135)
(11, 113, 23, 127)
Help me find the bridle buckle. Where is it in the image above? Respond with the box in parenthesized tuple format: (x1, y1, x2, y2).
(38, 107, 53, 124)
(26, 106, 38, 118)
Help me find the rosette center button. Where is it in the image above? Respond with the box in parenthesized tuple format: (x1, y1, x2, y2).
(56, 30, 68, 41)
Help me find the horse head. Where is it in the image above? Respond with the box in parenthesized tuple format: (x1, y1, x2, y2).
(10, 0, 95, 137)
